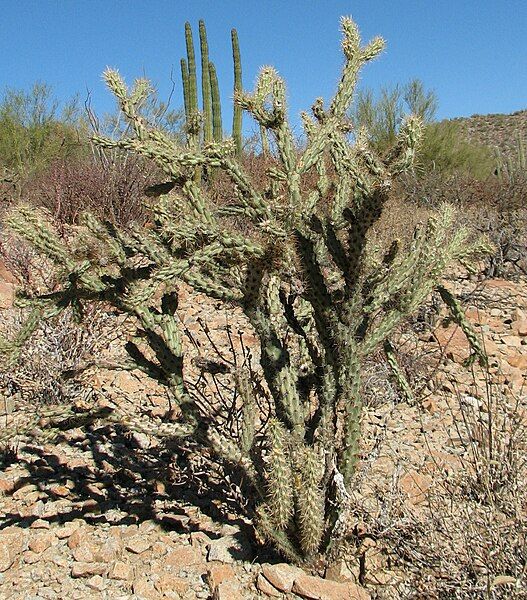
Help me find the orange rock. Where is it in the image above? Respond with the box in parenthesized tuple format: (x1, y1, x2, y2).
(433, 324, 471, 363)
(108, 560, 134, 581)
(132, 576, 162, 600)
(164, 544, 203, 568)
(512, 319, 527, 336)
(55, 523, 79, 540)
(0, 281, 15, 309)
(325, 559, 357, 584)
(113, 371, 144, 395)
(154, 573, 189, 595)
(29, 519, 50, 529)
(28, 532, 54, 554)
(398, 470, 432, 505)
(0, 259, 17, 284)
(503, 365, 526, 391)
(71, 562, 106, 578)
(422, 397, 438, 414)
(72, 541, 97, 563)
(481, 337, 502, 357)
(261, 563, 304, 593)
(49, 484, 70, 497)
(256, 573, 282, 597)
(124, 535, 151, 554)
(0, 478, 15, 494)
(213, 580, 245, 600)
(207, 564, 236, 590)
(464, 308, 505, 332)
(0, 546, 14, 573)
(292, 573, 371, 600)
(371, 456, 396, 477)
(506, 353, 527, 370)
(483, 278, 516, 291)
(426, 451, 462, 474)
(67, 527, 87, 549)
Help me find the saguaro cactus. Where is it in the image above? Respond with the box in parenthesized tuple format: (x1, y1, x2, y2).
(180, 21, 243, 151)
(231, 28, 243, 156)
(209, 62, 223, 142)
(199, 20, 213, 144)
(3, 18, 489, 564)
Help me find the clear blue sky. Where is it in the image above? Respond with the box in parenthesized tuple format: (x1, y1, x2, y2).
(2, 1, 526, 136)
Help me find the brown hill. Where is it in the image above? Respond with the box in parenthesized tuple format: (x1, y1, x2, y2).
(451, 109, 527, 160)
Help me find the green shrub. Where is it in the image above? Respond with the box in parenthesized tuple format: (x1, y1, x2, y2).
(352, 78, 437, 152)
(0, 82, 86, 178)
(352, 79, 496, 179)
(1, 17, 489, 564)
(419, 120, 496, 179)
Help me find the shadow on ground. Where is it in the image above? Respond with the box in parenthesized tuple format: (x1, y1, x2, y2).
(0, 422, 272, 563)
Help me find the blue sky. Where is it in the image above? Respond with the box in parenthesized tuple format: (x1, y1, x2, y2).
(2, 1, 526, 136)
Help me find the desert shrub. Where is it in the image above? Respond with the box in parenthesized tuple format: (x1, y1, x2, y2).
(352, 79, 437, 153)
(470, 177, 527, 279)
(418, 120, 496, 180)
(377, 379, 527, 599)
(0, 306, 112, 407)
(25, 151, 161, 226)
(495, 132, 526, 185)
(0, 83, 87, 179)
(351, 80, 496, 180)
(1, 18, 490, 564)
(0, 167, 20, 205)
(397, 166, 527, 279)
(0, 236, 115, 411)
(377, 484, 526, 598)
(397, 169, 492, 208)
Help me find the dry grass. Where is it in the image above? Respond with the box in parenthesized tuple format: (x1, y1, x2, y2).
(0, 306, 115, 406)
(350, 369, 527, 599)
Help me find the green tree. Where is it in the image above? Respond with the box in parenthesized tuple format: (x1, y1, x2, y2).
(352, 79, 495, 178)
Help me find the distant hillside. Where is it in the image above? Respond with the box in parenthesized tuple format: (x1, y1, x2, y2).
(450, 109, 527, 160)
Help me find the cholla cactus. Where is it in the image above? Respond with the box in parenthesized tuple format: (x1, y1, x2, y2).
(2, 17, 489, 562)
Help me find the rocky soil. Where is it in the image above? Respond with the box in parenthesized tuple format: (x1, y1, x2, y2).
(0, 260, 526, 599)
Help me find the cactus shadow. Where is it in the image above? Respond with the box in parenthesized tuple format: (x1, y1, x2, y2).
(0, 422, 261, 560)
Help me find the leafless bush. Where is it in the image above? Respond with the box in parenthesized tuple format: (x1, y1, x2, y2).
(0, 233, 55, 292)
(448, 377, 527, 514)
(398, 170, 527, 279)
(0, 233, 117, 407)
(361, 353, 400, 408)
(24, 150, 162, 226)
(376, 488, 526, 599)
(0, 306, 115, 407)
